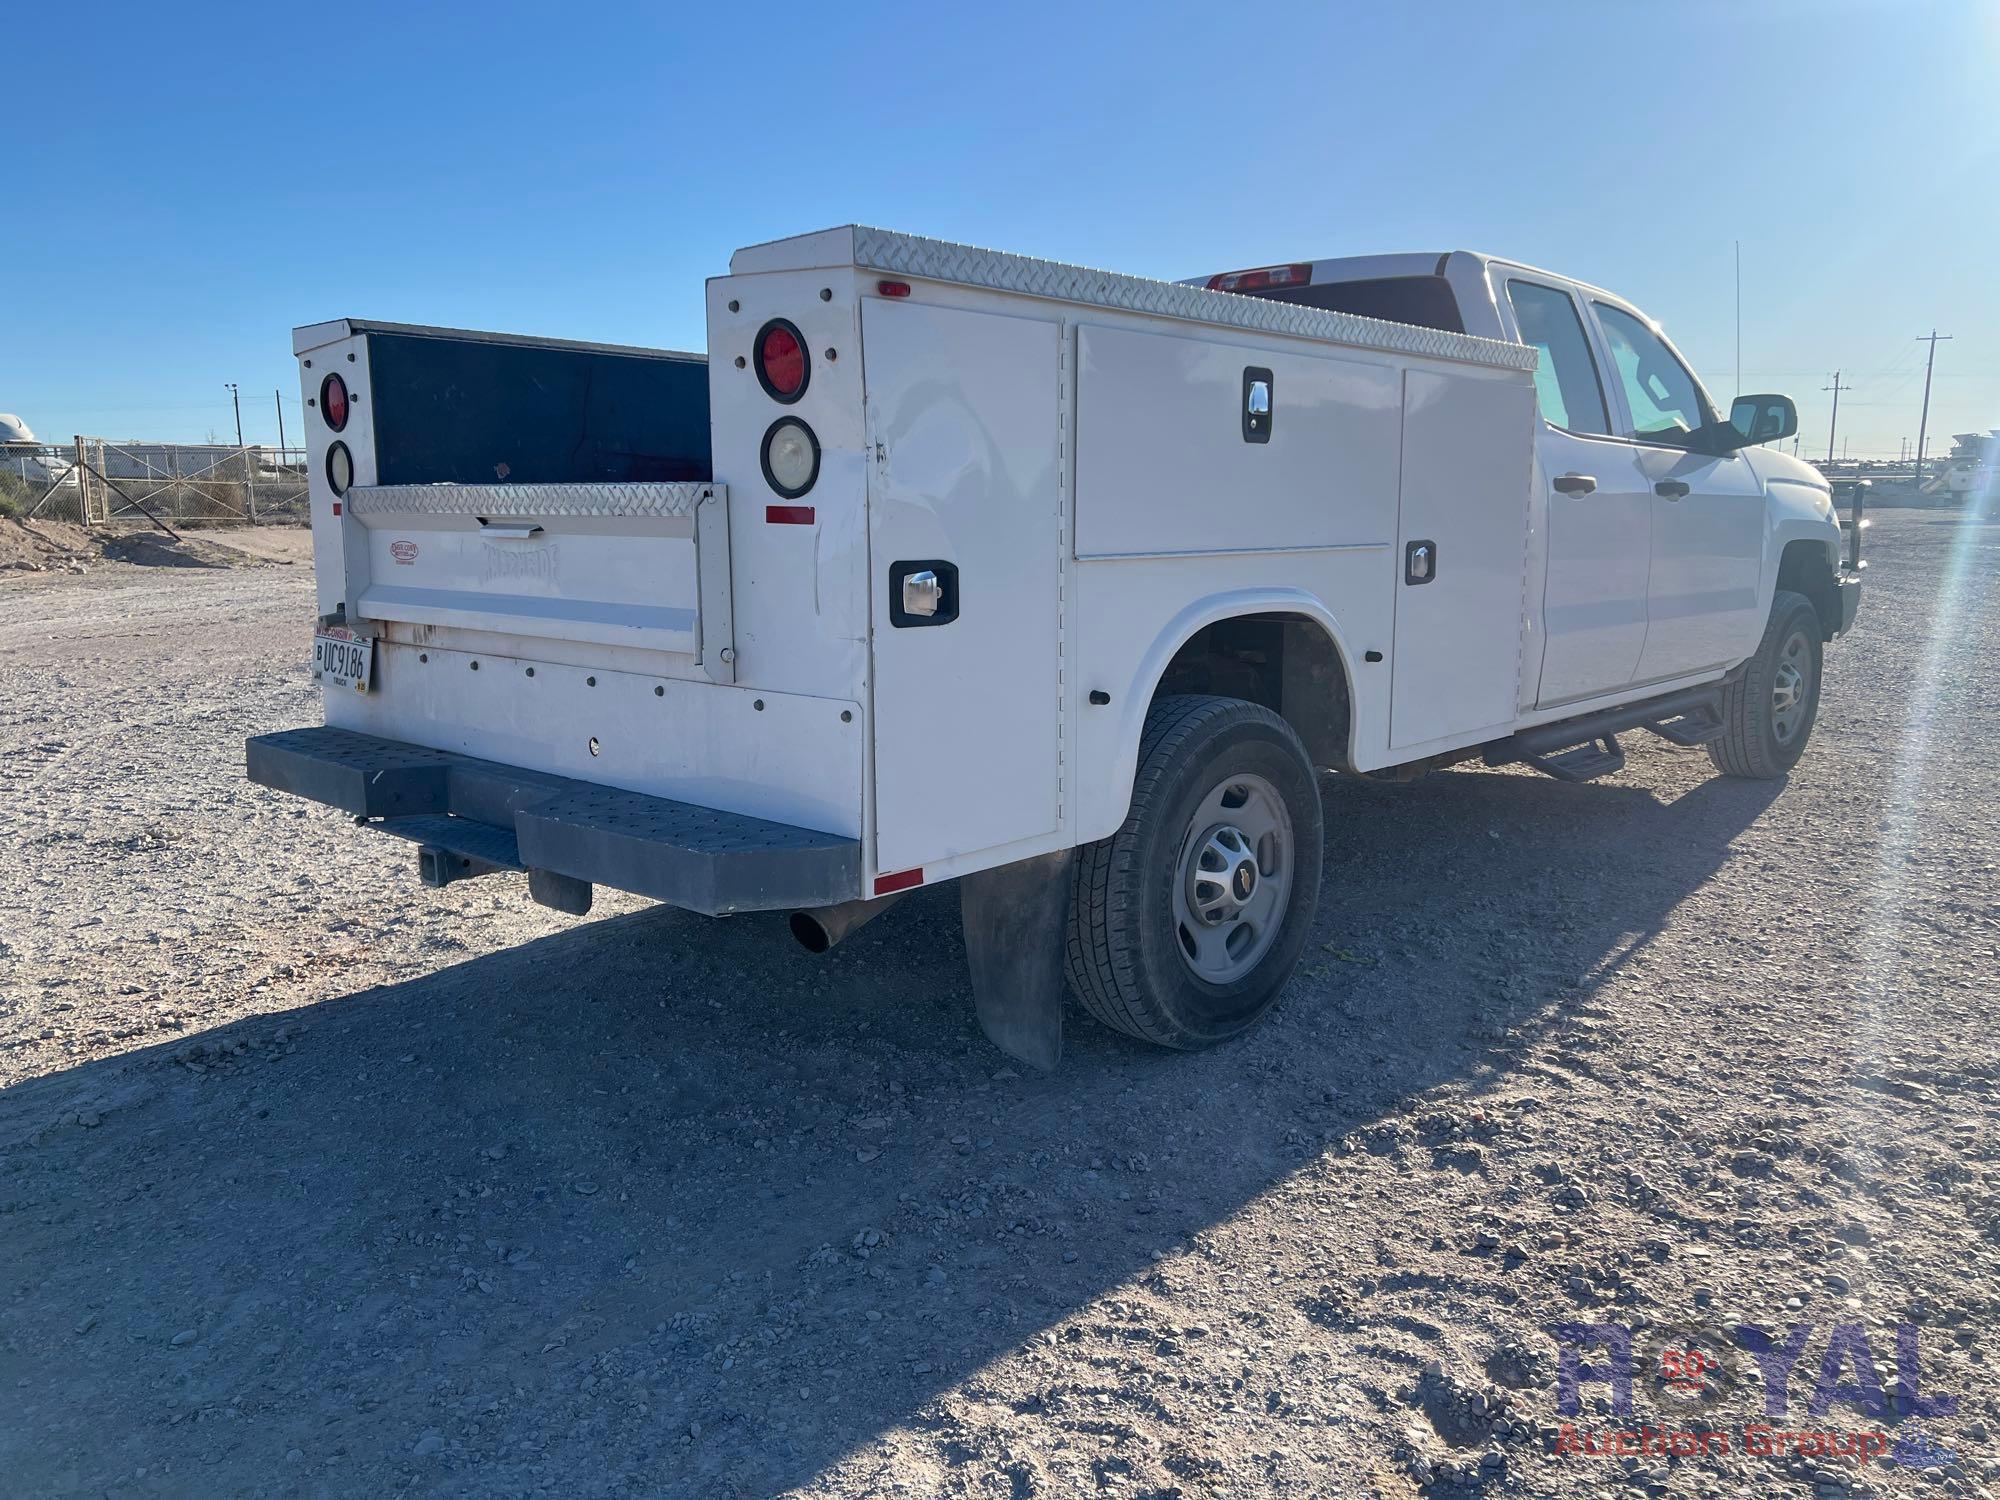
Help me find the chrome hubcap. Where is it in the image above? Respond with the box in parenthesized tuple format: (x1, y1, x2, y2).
(1771, 629, 1812, 744)
(1173, 773, 1291, 983)
(1187, 825, 1260, 923)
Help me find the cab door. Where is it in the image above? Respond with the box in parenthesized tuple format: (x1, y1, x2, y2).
(1499, 276, 1653, 708)
(1587, 300, 1765, 682)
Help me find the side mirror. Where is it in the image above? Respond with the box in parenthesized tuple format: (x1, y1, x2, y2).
(1726, 393, 1798, 449)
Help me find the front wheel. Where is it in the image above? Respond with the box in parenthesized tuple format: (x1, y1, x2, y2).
(1066, 696, 1324, 1050)
(1708, 589, 1823, 779)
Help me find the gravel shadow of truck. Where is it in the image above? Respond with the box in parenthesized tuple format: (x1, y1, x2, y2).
(0, 763, 1781, 1495)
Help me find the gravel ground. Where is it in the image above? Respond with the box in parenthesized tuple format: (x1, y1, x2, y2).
(0, 510, 1994, 1499)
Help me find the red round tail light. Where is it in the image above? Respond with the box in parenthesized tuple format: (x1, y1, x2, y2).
(320, 373, 350, 432)
(754, 319, 809, 403)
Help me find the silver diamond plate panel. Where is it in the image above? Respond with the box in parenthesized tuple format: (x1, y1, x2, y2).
(347, 482, 718, 519)
(849, 228, 1537, 372)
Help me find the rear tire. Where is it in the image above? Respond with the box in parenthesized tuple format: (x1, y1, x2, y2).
(1066, 695, 1324, 1050)
(1708, 589, 1823, 779)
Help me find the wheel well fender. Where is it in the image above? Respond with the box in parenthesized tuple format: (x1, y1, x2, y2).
(1100, 591, 1356, 833)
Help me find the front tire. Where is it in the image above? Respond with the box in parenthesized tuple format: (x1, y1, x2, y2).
(1708, 589, 1823, 779)
(1066, 695, 1324, 1050)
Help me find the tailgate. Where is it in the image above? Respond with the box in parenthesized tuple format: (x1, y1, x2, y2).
(342, 481, 735, 682)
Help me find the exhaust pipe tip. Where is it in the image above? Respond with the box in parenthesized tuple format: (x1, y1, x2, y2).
(789, 910, 835, 954)
(788, 891, 910, 954)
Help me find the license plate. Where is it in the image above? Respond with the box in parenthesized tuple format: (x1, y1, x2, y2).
(313, 627, 374, 693)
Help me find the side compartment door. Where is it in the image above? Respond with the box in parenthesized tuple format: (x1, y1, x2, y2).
(863, 298, 1062, 876)
(1389, 365, 1537, 749)
(1500, 277, 1654, 708)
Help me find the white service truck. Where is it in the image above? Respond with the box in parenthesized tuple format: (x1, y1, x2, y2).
(249, 227, 1861, 1067)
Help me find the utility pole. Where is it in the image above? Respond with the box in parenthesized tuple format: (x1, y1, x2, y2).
(274, 389, 287, 457)
(1734, 240, 1741, 398)
(225, 382, 243, 447)
(1912, 330, 1952, 495)
(1822, 371, 1849, 463)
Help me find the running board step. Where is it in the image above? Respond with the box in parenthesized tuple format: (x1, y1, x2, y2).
(1522, 734, 1626, 783)
(1484, 685, 1724, 783)
(1646, 704, 1727, 747)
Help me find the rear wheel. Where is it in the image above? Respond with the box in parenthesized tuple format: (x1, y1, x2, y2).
(1708, 589, 1823, 779)
(1066, 695, 1323, 1049)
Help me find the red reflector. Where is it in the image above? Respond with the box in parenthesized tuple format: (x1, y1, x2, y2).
(877, 280, 912, 298)
(331, 502, 342, 516)
(755, 319, 808, 402)
(765, 504, 815, 524)
(874, 868, 923, 895)
(320, 373, 350, 432)
(1206, 263, 1313, 294)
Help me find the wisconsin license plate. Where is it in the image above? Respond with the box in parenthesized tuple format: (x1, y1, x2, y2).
(313, 627, 374, 693)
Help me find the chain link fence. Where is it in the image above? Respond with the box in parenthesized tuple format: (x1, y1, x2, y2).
(2, 439, 310, 529)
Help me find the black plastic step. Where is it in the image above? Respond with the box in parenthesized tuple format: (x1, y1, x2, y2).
(1525, 734, 1626, 783)
(1481, 685, 1722, 780)
(1647, 706, 1727, 747)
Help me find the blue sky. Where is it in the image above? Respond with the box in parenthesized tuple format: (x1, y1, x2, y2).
(8, 0, 1994, 458)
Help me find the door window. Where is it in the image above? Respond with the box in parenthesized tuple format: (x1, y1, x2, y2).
(1593, 303, 1710, 442)
(1505, 281, 1609, 436)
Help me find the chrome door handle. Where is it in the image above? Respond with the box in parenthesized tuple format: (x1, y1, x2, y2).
(1552, 474, 1597, 496)
(901, 569, 941, 617)
(1655, 481, 1690, 499)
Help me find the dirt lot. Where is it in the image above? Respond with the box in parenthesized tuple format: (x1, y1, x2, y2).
(0, 517, 314, 574)
(1, 511, 1995, 1499)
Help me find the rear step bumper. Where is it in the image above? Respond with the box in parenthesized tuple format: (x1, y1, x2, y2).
(246, 726, 860, 915)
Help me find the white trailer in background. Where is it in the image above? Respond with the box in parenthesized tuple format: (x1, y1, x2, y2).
(249, 227, 1858, 1066)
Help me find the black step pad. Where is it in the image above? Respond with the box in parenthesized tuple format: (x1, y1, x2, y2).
(247, 726, 456, 817)
(516, 785, 857, 915)
(1648, 708, 1727, 747)
(1530, 735, 1627, 784)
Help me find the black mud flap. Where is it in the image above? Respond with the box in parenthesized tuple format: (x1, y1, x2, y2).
(959, 849, 1075, 1071)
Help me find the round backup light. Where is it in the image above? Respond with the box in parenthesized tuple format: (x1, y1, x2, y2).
(325, 441, 354, 496)
(320, 373, 350, 432)
(760, 417, 820, 499)
(755, 319, 809, 403)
